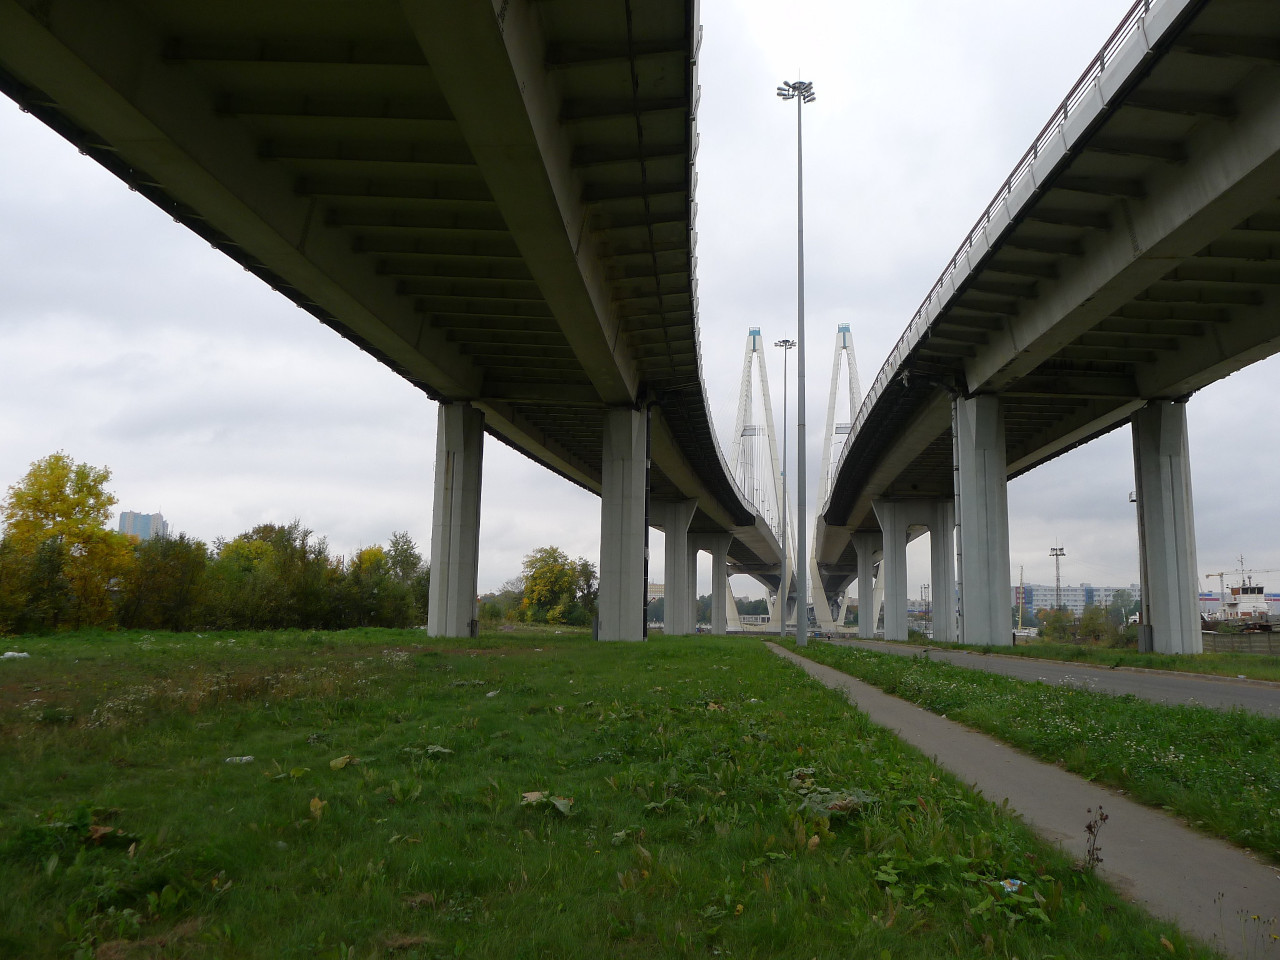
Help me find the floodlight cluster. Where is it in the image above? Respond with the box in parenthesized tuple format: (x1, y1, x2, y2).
(776, 80, 816, 103)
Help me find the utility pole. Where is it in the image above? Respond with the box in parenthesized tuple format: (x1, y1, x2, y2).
(1050, 545, 1066, 610)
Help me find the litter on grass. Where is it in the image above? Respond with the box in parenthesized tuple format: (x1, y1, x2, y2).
(2, 651, 30, 659)
(224, 756, 255, 764)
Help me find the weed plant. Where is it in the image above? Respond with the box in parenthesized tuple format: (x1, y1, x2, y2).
(792, 641, 1280, 865)
(0, 629, 1218, 958)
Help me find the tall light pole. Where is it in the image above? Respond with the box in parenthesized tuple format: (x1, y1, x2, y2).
(775, 338, 796, 636)
(777, 78, 815, 646)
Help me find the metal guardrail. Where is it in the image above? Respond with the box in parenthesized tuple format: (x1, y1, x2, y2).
(824, 0, 1198, 517)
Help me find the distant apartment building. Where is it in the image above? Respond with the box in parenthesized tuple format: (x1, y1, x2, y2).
(1012, 582, 1141, 618)
(118, 511, 169, 541)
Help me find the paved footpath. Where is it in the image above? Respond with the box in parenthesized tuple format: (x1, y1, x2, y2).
(768, 643, 1280, 959)
(831, 637, 1280, 717)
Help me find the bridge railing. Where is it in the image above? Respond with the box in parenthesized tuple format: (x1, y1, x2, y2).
(826, 0, 1195, 515)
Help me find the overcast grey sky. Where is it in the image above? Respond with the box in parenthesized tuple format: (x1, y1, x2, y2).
(2, 0, 1278, 600)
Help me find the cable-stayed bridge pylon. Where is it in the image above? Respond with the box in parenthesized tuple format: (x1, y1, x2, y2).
(812, 323, 862, 631)
(729, 327, 794, 628)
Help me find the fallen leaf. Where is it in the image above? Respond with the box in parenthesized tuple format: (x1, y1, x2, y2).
(521, 791, 547, 805)
(807, 835, 820, 851)
(309, 797, 328, 820)
(550, 796, 575, 816)
(329, 755, 356, 770)
(426, 744, 453, 755)
(1160, 937, 1175, 953)
(290, 767, 310, 779)
(403, 892, 437, 908)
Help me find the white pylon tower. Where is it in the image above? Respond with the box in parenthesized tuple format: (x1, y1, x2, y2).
(812, 323, 863, 631)
(817, 323, 862, 507)
(729, 327, 795, 627)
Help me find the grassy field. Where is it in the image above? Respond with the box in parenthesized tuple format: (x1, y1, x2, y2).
(790, 640, 1280, 865)
(0, 628, 1221, 959)
(929, 639, 1280, 683)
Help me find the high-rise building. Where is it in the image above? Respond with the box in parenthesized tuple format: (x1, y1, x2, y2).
(118, 511, 169, 541)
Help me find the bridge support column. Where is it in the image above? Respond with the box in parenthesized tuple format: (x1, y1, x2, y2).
(853, 531, 881, 638)
(872, 500, 910, 642)
(598, 408, 648, 642)
(653, 499, 697, 635)
(1132, 401, 1201, 654)
(703, 533, 733, 635)
(810, 555, 838, 633)
(428, 402, 484, 638)
(768, 567, 792, 632)
(931, 500, 956, 643)
(954, 395, 1012, 646)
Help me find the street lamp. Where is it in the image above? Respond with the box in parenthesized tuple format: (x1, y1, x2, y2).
(775, 338, 796, 637)
(777, 79, 815, 646)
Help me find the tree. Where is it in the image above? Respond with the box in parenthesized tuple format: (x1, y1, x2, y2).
(479, 575, 524, 624)
(3, 452, 116, 550)
(0, 535, 70, 634)
(1, 453, 132, 630)
(1037, 607, 1077, 643)
(1107, 589, 1136, 628)
(521, 546, 597, 625)
(1077, 604, 1109, 643)
(696, 593, 712, 625)
(117, 534, 209, 631)
(385, 530, 429, 623)
(338, 545, 415, 628)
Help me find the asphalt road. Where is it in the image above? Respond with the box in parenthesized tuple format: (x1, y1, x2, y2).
(827, 637, 1280, 718)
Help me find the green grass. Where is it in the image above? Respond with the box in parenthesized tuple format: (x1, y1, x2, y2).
(921, 638, 1280, 683)
(791, 640, 1280, 865)
(0, 628, 1221, 959)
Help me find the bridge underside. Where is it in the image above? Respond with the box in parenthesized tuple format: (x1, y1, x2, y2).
(820, 0, 1280, 590)
(0, 0, 781, 581)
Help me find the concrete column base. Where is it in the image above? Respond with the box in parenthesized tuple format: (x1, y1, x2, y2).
(1132, 402, 1201, 654)
(428, 403, 484, 638)
(954, 395, 1012, 647)
(653, 499, 697, 635)
(598, 408, 648, 642)
(873, 500, 910, 642)
(930, 500, 956, 643)
(853, 531, 881, 638)
(704, 532, 734, 635)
